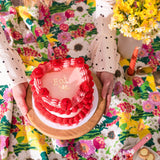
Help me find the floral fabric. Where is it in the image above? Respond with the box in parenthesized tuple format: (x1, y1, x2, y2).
(0, 0, 160, 160)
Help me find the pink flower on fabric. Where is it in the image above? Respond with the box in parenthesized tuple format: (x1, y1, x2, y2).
(75, 140, 95, 158)
(56, 139, 69, 147)
(138, 47, 149, 58)
(11, 31, 23, 40)
(9, 7, 17, 15)
(3, 88, 13, 102)
(57, 32, 71, 44)
(153, 106, 160, 116)
(132, 76, 144, 87)
(35, 27, 43, 37)
(106, 108, 117, 117)
(87, 157, 97, 160)
(113, 81, 123, 95)
(149, 92, 160, 106)
(23, 32, 36, 44)
(155, 51, 160, 61)
(93, 137, 105, 149)
(117, 102, 134, 112)
(142, 100, 155, 112)
(65, 9, 74, 19)
(51, 12, 67, 25)
(0, 102, 8, 120)
(0, 136, 8, 151)
(60, 23, 69, 32)
(85, 23, 95, 31)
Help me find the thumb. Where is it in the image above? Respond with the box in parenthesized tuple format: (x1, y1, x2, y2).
(16, 96, 28, 117)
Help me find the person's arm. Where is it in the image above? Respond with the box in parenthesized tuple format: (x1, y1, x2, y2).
(0, 25, 29, 119)
(90, 0, 120, 114)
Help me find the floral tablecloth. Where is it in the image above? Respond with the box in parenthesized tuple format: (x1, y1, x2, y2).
(0, 0, 160, 160)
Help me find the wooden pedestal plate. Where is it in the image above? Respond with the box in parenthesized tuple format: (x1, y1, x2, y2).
(26, 73, 106, 140)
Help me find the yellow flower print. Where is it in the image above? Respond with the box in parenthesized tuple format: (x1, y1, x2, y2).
(117, 112, 132, 128)
(119, 58, 130, 67)
(16, 125, 48, 153)
(16, 125, 35, 143)
(129, 119, 150, 139)
(20, 55, 41, 67)
(46, 34, 57, 46)
(29, 134, 48, 153)
(146, 74, 157, 92)
(87, 0, 96, 7)
(16, 6, 32, 20)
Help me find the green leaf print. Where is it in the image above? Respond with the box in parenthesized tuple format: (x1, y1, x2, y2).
(13, 143, 37, 156)
(0, 116, 11, 136)
(77, 128, 101, 140)
(17, 136, 25, 143)
(50, 2, 71, 14)
(120, 123, 127, 130)
(40, 152, 49, 160)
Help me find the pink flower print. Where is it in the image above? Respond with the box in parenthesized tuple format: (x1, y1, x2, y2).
(123, 85, 134, 97)
(51, 12, 67, 25)
(149, 92, 160, 106)
(65, 9, 74, 19)
(132, 76, 144, 87)
(0, 136, 8, 151)
(60, 23, 69, 32)
(75, 140, 95, 159)
(4, 29, 11, 42)
(0, 102, 8, 120)
(93, 137, 105, 149)
(23, 47, 41, 57)
(3, 88, 13, 102)
(57, 32, 71, 44)
(87, 157, 97, 160)
(148, 54, 160, 72)
(9, 7, 17, 15)
(142, 43, 154, 54)
(23, 32, 36, 44)
(85, 23, 95, 31)
(106, 108, 117, 117)
(11, 30, 23, 40)
(142, 100, 155, 112)
(56, 139, 69, 147)
(12, 116, 19, 125)
(114, 81, 123, 95)
(117, 102, 134, 113)
(155, 51, 160, 61)
(17, 48, 22, 54)
(138, 47, 149, 58)
(48, 43, 54, 59)
(153, 106, 160, 116)
(35, 27, 43, 37)
(53, 47, 63, 58)
(59, 44, 69, 53)
(43, 23, 50, 34)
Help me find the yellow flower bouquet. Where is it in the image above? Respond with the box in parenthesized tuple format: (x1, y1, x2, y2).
(109, 0, 160, 44)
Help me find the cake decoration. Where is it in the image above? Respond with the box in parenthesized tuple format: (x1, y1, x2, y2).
(30, 57, 94, 126)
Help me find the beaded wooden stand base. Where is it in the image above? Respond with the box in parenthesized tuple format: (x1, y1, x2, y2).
(26, 73, 106, 140)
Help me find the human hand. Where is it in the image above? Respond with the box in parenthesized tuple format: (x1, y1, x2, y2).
(12, 82, 30, 122)
(97, 71, 115, 115)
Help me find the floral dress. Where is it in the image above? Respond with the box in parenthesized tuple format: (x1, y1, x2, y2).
(0, 0, 160, 160)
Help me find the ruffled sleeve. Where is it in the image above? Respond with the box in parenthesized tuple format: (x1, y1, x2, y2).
(90, 0, 120, 74)
(0, 26, 27, 88)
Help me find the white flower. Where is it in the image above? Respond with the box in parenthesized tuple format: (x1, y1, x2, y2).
(1, 148, 8, 159)
(145, 117, 159, 131)
(101, 124, 122, 145)
(67, 37, 89, 58)
(71, 2, 89, 17)
(152, 132, 160, 150)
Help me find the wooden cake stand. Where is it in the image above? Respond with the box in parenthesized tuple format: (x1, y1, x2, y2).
(26, 73, 106, 140)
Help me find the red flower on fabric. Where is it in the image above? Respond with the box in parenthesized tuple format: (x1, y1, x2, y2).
(75, 57, 85, 67)
(39, 88, 49, 96)
(65, 9, 74, 19)
(32, 67, 44, 78)
(61, 98, 72, 110)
